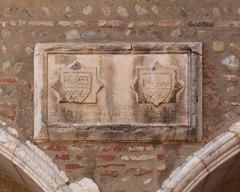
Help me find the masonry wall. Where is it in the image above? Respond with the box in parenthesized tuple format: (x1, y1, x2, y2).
(0, 0, 240, 192)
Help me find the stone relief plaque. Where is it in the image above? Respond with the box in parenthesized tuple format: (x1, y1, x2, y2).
(34, 42, 202, 142)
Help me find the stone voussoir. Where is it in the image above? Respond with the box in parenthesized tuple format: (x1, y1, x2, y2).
(158, 122, 240, 192)
(0, 128, 100, 192)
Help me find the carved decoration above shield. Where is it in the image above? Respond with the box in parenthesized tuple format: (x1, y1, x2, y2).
(53, 60, 103, 104)
(131, 62, 184, 106)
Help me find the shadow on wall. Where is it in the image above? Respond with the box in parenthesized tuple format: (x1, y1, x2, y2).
(157, 122, 240, 192)
(1, 121, 240, 192)
(0, 128, 99, 192)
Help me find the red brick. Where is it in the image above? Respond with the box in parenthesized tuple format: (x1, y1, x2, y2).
(0, 77, 19, 84)
(55, 154, 70, 160)
(100, 169, 118, 177)
(75, 155, 87, 160)
(157, 154, 165, 160)
(0, 103, 17, 121)
(47, 144, 67, 152)
(113, 144, 127, 152)
(65, 164, 83, 169)
(97, 155, 116, 161)
(7, 106, 16, 121)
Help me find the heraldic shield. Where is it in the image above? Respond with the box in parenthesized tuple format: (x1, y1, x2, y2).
(63, 71, 92, 103)
(52, 60, 103, 104)
(141, 72, 172, 106)
(131, 62, 179, 106)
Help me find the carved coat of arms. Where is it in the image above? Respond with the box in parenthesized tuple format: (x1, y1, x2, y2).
(131, 62, 184, 106)
(62, 71, 92, 103)
(53, 60, 103, 104)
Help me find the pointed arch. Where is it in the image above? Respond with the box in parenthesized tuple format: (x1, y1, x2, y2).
(0, 128, 99, 192)
(157, 122, 240, 192)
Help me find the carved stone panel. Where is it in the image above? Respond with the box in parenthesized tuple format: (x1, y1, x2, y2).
(34, 42, 202, 142)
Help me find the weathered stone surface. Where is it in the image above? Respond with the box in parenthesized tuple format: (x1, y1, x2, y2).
(212, 7, 221, 16)
(223, 5, 232, 16)
(158, 125, 240, 192)
(34, 42, 202, 142)
(230, 42, 240, 51)
(72, 178, 100, 192)
(65, 6, 74, 18)
(221, 55, 240, 71)
(0, 129, 69, 192)
(24, 47, 33, 55)
(135, 4, 149, 15)
(1, 29, 11, 38)
(82, 6, 93, 15)
(171, 28, 182, 38)
(151, 5, 159, 15)
(188, 20, 214, 27)
(65, 30, 80, 40)
(14, 62, 23, 74)
(125, 29, 131, 36)
(101, 5, 111, 16)
(0, 129, 100, 192)
(42, 7, 51, 16)
(212, 40, 225, 52)
(179, 7, 188, 17)
(117, 6, 128, 18)
(2, 61, 11, 72)
(224, 74, 238, 82)
(97, 20, 123, 28)
(82, 31, 95, 40)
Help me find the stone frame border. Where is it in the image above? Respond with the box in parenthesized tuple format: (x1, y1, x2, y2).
(157, 122, 240, 192)
(34, 42, 202, 142)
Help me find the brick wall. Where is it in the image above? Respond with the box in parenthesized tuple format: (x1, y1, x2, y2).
(39, 142, 200, 192)
(0, 0, 240, 191)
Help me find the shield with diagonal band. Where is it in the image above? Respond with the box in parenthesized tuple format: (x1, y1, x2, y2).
(140, 69, 173, 106)
(63, 71, 92, 103)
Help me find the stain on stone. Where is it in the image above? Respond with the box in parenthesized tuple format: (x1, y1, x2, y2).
(70, 61, 81, 70)
(188, 20, 214, 27)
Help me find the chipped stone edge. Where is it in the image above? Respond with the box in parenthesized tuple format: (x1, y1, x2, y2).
(0, 128, 100, 192)
(157, 121, 240, 192)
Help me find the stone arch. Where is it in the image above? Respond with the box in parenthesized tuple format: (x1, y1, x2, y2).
(157, 122, 240, 192)
(0, 128, 99, 192)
